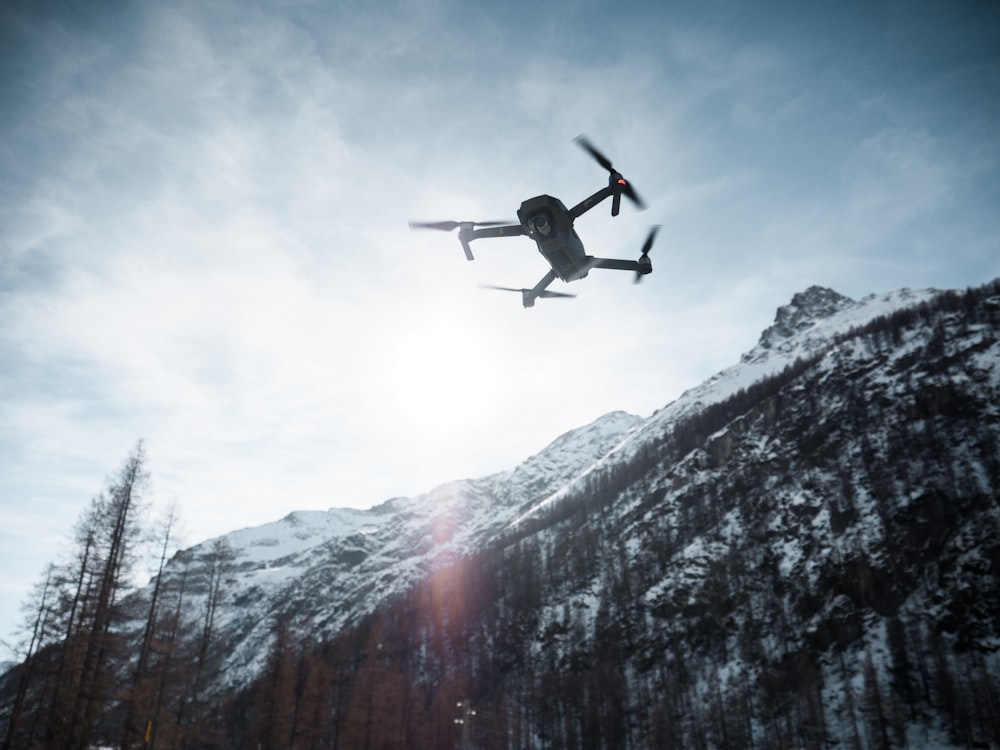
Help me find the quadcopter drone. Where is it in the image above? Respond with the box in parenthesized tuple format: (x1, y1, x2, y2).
(409, 136, 659, 308)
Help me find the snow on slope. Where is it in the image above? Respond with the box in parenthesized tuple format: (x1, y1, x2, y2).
(625, 286, 939, 447)
(196, 409, 644, 572)
(220, 507, 383, 567)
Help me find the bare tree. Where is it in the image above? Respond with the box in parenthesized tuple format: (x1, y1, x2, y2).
(66, 441, 150, 750)
(176, 537, 234, 747)
(2, 565, 56, 749)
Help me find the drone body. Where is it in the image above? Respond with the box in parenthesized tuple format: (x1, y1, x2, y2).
(410, 137, 658, 307)
(518, 194, 588, 282)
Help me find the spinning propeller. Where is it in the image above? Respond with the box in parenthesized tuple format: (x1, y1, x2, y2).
(408, 220, 511, 232)
(408, 220, 513, 260)
(574, 135, 646, 216)
(481, 285, 576, 299)
(634, 225, 659, 283)
(481, 284, 576, 308)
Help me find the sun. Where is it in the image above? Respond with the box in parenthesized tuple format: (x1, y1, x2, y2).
(379, 308, 509, 442)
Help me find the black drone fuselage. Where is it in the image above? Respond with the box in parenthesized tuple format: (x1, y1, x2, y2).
(517, 195, 591, 283)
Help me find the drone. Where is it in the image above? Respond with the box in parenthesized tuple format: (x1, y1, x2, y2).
(409, 136, 659, 308)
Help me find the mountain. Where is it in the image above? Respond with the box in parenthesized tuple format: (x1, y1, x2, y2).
(3, 279, 999, 749)
(170, 285, 936, 690)
(166, 408, 645, 688)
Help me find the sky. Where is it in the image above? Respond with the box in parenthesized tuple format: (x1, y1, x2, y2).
(1, 0, 998, 654)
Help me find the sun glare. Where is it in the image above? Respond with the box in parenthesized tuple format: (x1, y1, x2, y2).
(380, 309, 508, 441)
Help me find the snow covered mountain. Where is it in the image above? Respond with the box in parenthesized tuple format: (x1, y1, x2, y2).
(168, 408, 644, 685)
(172, 284, 942, 688)
(4, 279, 998, 749)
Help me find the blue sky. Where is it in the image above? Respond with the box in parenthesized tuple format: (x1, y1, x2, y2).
(1, 0, 998, 652)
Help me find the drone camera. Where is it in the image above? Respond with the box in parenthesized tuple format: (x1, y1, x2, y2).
(523, 208, 556, 238)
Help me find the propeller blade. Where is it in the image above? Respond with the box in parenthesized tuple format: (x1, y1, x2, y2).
(538, 289, 577, 299)
(408, 220, 514, 232)
(640, 225, 660, 256)
(480, 285, 522, 293)
(574, 135, 614, 172)
(634, 225, 660, 283)
(621, 180, 646, 210)
(409, 220, 461, 231)
(575, 135, 646, 213)
(480, 285, 576, 299)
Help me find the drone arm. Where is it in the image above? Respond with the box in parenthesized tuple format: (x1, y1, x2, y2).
(469, 224, 525, 240)
(523, 269, 559, 308)
(569, 186, 614, 219)
(570, 165, 643, 219)
(588, 257, 643, 272)
(589, 256, 653, 283)
(457, 223, 524, 261)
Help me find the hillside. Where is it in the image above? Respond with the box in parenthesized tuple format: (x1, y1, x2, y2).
(3, 279, 999, 749)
